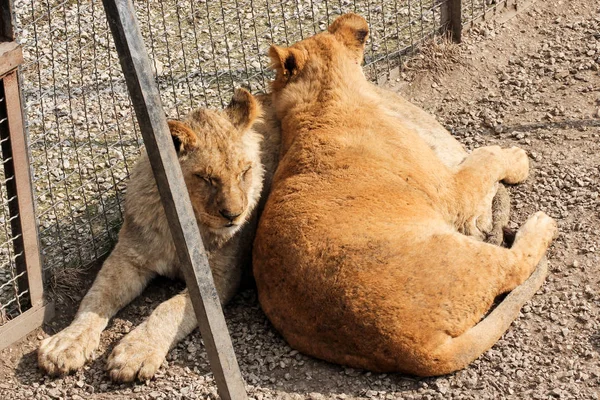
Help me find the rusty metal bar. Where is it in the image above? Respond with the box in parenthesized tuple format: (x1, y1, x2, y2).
(101, 0, 247, 399)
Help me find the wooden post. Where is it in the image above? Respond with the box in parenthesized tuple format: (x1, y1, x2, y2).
(1, 71, 46, 307)
(441, 0, 462, 43)
(101, 1, 247, 399)
(0, 0, 53, 351)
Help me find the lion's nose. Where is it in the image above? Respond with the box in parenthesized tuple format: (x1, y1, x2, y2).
(219, 209, 241, 221)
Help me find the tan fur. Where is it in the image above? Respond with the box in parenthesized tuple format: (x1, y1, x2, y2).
(253, 14, 558, 376)
(37, 89, 279, 382)
(373, 86, 512, 244)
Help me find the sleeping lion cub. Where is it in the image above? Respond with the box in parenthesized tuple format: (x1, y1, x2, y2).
(253, 14, 557, 376)
(37, 89, 278, 382)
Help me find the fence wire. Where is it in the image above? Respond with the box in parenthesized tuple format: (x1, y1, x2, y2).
(3, 0, 515, 318)
(0, 80, 27, 324)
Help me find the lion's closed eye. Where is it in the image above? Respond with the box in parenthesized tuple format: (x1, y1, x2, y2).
(196, 173, 218, 187)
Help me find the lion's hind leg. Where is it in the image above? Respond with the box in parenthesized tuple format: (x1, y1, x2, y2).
(417, 256, 549, 377)
(407, 211, 556, 377)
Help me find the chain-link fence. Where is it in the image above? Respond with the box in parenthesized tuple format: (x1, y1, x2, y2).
(1, 0, 517, 327)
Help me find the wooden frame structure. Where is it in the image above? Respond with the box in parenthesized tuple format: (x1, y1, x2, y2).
(0, 0, 53, 350)
(101, 0, 247, 398)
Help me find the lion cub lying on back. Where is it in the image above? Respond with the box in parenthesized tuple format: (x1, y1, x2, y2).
(38, 89, 276, 382)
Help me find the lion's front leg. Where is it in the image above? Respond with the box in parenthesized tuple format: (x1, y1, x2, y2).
(106, 248, 243, 382)
(38, 246, 155, 376)
(106, 290, 196, 382)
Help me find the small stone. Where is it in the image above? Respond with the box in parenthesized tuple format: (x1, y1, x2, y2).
(550, 388, 563, 397)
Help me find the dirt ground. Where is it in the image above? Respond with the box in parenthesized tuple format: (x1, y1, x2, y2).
(1, 0, 599, 399)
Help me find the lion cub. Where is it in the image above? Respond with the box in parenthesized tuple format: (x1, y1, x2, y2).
(254, 14, 557, 377)
(38, 89, 270, 382)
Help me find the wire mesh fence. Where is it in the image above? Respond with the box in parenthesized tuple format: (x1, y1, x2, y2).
(2, 0, 517, 324)
(463, 0, 508, 27)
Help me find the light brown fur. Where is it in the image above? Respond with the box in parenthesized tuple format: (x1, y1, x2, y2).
(372, 85, 511, 245)
(253, 14, 557, 376)
(37, 89, 280, 382)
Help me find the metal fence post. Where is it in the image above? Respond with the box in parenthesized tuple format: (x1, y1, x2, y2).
(441, 0, 463, 42)
(101, 0, 247, 399)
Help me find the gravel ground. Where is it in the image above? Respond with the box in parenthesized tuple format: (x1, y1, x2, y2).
(1, 0, 600, 399)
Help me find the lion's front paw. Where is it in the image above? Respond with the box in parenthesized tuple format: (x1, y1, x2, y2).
(502, 147, 529, 184)
(106, 329, 167, 382)
(38, 326, 100, 376)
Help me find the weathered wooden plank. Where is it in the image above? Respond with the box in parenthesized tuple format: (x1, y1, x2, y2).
(0, 302, 55, 350)
(0, 0, 48, 343)
(0, 42, 23, 78)
(0, 70, 43, 306)
(101, 1, 247, 399)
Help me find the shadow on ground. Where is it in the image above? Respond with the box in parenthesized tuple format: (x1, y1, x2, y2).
(11, 274, 428, 398)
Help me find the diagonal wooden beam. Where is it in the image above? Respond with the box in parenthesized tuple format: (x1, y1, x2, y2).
(101, 1, 247, 398)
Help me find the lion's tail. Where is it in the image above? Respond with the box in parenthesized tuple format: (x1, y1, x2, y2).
(415, 257, 548, 377)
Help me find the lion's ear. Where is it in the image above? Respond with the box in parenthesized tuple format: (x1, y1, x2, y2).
(225, 88, 262, 132)
(328, 13, 369, 49)
(168, 120, 198, 154)
(268, 45, 307, 82)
